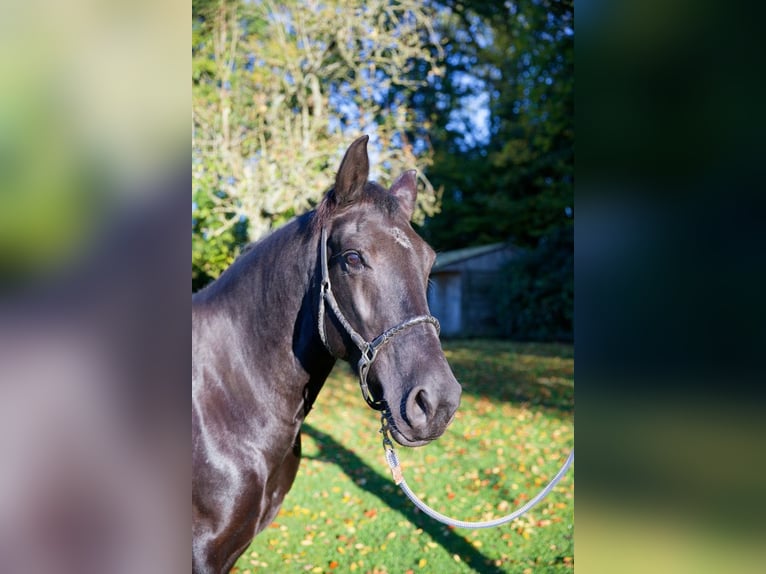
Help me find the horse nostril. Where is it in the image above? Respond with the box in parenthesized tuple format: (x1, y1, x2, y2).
(414, 389, 430, 419)
(404, 387, 433, 430)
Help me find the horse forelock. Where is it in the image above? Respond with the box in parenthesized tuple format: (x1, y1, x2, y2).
(311, 181, 401, 234)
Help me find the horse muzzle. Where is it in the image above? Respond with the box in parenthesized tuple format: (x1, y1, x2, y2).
(384, 376, 461, 447)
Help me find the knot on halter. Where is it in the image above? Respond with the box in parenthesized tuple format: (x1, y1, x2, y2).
(316, 227, 440, 410)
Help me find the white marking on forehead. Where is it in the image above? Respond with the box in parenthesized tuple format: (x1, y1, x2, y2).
(389, 227, 413, 249)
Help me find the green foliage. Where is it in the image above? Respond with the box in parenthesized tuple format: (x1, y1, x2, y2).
(234, 340, 574, 573)
(192, 0, 446, 288)
(417, 0, 574, 252)
(495, 227, 573, 342)
(408, 0, 574, 343)
(192, 186, 248, 292)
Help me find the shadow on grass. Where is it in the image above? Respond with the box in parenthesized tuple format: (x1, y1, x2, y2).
(302, 424, 506, 574)
(441, 340, 574, 412)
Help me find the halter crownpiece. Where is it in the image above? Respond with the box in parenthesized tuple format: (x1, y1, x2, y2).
(317, 227, 441, 410)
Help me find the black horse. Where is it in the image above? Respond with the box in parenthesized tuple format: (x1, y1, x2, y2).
(192, 136, 462, 573)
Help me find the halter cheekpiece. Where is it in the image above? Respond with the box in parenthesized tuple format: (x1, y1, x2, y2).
(317, 227, 440, 410)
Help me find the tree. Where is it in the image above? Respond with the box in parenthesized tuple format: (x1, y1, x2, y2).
(415, 0, 574, 251)
(495, 225, 573, 341)
(193, 0, 445, 289)
(401, 0, 573, 342)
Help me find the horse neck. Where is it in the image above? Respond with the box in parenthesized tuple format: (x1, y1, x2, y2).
(195, 215, 334, 408)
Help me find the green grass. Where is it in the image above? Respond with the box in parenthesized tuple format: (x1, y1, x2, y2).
(234, 340, 574, 573)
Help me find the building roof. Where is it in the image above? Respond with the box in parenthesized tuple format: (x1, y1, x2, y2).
(432, 242, 507, 272)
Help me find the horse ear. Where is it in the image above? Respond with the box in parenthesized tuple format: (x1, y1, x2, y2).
(390, 169, 418, 219)
(334, 135, 370, 205)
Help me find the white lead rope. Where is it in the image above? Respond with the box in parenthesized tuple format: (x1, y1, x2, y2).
(380, 422, 574, 529)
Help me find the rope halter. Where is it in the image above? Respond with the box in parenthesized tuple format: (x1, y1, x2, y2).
(316, 227, 440, 410)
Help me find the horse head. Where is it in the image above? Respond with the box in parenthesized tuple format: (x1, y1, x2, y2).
(316, 135, 462, 447)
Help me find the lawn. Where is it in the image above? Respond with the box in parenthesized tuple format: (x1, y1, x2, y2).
(233, 340, 574, 573)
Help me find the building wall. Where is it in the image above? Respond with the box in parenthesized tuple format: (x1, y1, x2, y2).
(428, 273, 462, 337)
(428, 245, 516, 338)
(461, 271, 504, 337)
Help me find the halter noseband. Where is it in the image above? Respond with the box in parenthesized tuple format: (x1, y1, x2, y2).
(317, 227, 441, 410)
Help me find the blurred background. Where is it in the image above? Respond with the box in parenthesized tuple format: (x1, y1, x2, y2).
(577, 0, 766, 572)
(0, 1, 188, 573)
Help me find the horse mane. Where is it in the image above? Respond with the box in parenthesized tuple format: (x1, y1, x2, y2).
(195, 180, 401, 301)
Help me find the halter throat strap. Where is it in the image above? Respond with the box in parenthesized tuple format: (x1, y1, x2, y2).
(317, 227, 440, 410)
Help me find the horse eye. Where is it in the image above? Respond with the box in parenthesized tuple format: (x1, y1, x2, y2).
(344, 251, 362, 268)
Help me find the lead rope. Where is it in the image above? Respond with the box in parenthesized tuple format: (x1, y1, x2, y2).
(318, 227, 574, 527)
(379, 415, 574, 529)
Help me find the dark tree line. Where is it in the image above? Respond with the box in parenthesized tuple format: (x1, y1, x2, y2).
(413, 0, 574, 341)
(413, 0, 573, 252)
